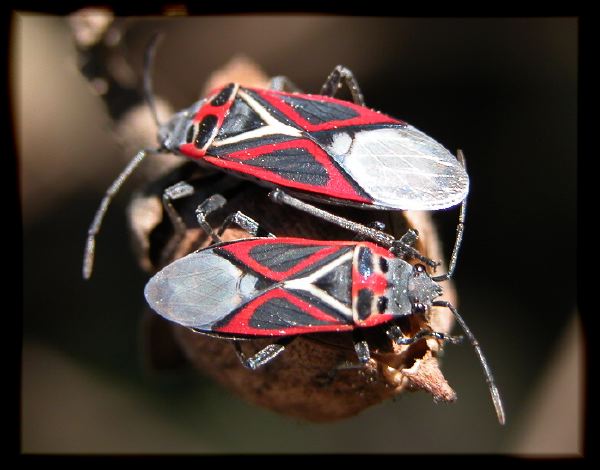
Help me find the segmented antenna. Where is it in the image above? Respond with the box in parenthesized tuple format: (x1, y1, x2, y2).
(83, 33, 166, 280)
(433, 300, 506, 425)
(83, 150, 151, 279)
(143, 32, 164, 129)
(426, 152, 503, 423)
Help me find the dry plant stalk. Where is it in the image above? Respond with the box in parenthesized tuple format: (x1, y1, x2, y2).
(69, 11, 458, 421)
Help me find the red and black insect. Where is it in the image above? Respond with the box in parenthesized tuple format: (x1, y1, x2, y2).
(83, 38, 469, 279)
(156, 80, 469, 211)
(144, 189, 505, 425)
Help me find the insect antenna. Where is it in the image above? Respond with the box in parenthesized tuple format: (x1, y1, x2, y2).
(83, 33, 168, 280)
(432, 299, 506, 425)
(83, 149, 157, 279)
(143, 32, 164, 129)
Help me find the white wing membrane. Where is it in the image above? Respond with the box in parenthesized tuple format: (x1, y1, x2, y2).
(144, 250, 259, 330)
(327, 126, 469, 210)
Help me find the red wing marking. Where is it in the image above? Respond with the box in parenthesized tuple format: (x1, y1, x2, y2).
(203, 138, 372, 204)
(214, 287, 354, 336)
(252, 88, 402, 132)
(217, 238, 354, 282)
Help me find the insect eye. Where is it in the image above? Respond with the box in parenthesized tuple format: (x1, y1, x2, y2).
(414, 264, 426, 274)
(413, 302, 427, 314)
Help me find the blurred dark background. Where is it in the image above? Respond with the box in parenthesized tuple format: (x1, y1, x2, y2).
(17, 15, 578, 453)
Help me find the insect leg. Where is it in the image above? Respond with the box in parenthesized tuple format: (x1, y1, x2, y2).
(385, 324, 463, 345)
(353, 338, 371, 365)
(269, 189, 438, 268)
(162, 181, 196, 239)
(233, 337, 295, 370)
(397, 229, 418, 247)
(352, 221, 386, 241)
(388, 229, 442, 270)
(319, 65, 365, 106)
(370, 221, 386, 231)
(267, 76, 303, 93)
(432, 300, 506, 425)
(157, 181, 199, 266)
(335, 331, 373, 371)
(269, 188, 393, 244)
(432, 150, 468, 282)
(195, 194, 227, 243)
(217, 211, 275, 238)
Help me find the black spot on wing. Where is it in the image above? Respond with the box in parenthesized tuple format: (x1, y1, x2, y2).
(249, 295, 335, 329)
(248, 243, 326, 273)
(245, 147, 329, 186)
(279, 95, 359, 124)
(217, 96, 266, 139)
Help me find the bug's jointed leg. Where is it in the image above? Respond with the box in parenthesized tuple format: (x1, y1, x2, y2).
(388, 229, 441, 271)
(268, 189, 439, 268)
(156, 181, 200, 265)
(162, 181, 196, 238)
(385, 324, 463, 345)
(233, 337, 295, 370)
(195, 194, 274, 245)
(218, 211, 275, 238)
(195, 194, 228, 243)
(320, 65, 365, 106)
(352, 220, 386, 241)
(269, 188, 395, 246)
(353, 339, 371, 365)
(335, 331, 374, 372)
